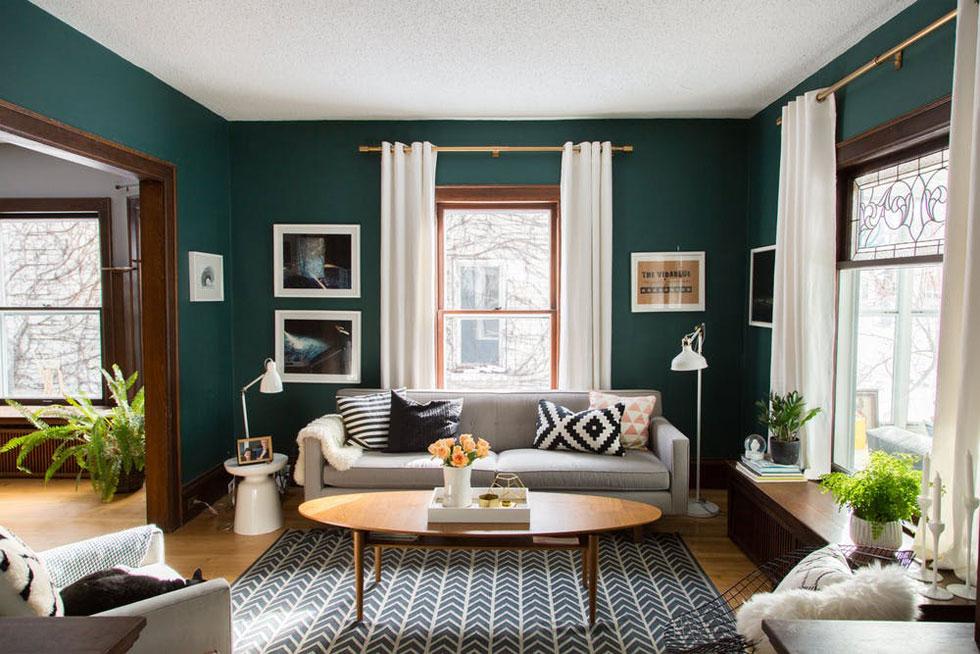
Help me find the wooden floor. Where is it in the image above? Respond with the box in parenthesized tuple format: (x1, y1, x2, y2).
(0, 479, 754, 591)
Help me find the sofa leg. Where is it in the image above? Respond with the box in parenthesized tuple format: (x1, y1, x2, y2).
(631, 526, 644, 543)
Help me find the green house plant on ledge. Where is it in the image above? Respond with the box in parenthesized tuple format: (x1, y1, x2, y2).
(755, 390, 821, 466)
(820, 451, 920, 549)
(0, 365, 145, 503)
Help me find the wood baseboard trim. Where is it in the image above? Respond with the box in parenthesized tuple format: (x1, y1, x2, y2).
(692, 458, 731, 489)
(181, 463, 228, 523)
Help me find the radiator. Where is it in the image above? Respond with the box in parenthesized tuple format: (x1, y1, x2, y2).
(0, 427, 85, 478)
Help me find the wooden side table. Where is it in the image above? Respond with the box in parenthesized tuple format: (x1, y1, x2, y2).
(0, 616, 146, 654)
(224, 452, 287, 535)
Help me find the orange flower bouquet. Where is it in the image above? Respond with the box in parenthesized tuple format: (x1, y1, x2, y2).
(428, 433, 492, 468)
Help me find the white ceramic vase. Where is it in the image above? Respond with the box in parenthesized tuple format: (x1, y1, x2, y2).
(849, 515, 903, 550)
(443, 466, 473, 508)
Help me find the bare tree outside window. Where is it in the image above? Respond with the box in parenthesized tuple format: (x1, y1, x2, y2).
(0, 217, 103, 399)
(439, 200, 557, 390)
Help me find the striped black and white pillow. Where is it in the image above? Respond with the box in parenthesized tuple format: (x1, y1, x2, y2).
(337, 389, 404, 450)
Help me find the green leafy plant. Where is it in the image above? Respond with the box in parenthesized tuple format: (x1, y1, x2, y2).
(755, 390, 821, 442)
(0, 365, 144, 502)
(819, 451, 921, 537)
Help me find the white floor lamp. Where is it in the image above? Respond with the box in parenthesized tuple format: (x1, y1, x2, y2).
(671, 323, 719, 518)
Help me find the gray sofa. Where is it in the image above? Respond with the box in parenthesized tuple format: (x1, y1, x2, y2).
(302, 389, 690, 515)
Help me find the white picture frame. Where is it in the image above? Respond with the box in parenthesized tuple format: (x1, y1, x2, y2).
(631, 251, 705, 312)
(273, 224, 360, 298)
(275, 310, 361, 384)
(188, 251, 224, 302)
(749, 244, 776, 328)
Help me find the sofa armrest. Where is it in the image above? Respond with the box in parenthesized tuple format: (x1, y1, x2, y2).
(97, 579, 232, 654)
(303, 435, 328, 501)
(41, 525, 164, 588)
(649, 417, 690, 515)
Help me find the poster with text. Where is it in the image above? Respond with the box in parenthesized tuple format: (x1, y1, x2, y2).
(631, 251, 705, 312)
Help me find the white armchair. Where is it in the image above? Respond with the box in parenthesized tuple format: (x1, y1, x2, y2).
(40, 525, 232, 654)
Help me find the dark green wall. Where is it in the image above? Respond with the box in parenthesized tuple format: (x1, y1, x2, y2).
(741, 0, 957, 437)
(0, 0, 235, 482)
(230, 120, 749, 459)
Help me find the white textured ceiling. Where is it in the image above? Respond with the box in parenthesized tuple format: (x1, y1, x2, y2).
(31, 0, 915, 121)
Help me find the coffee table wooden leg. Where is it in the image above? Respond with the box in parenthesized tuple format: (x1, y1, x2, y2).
(581, 546, 589, 587)
(588, 534, 598, 626)
(374, 545, 382, 583)
(353, 530, 365, 621)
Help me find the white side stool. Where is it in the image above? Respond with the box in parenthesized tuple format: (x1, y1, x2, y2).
(224, 453, 287, 535)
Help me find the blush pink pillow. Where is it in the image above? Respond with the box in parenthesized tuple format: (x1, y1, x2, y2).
(589, 391, 657, 449)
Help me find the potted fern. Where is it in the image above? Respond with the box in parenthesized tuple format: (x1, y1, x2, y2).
(819, 451, 920, 549)
(0, 365, 145, 502)
(755, 390, 821, 466)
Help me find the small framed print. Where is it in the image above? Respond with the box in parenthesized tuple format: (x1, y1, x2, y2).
(631, 251, 705, 312)
(274, 224, 360, 298)
(275, 310, 361, 384)
(749, 245, 776, 328)
(188, 251, 224, 302)
(236, 435, 273, 465)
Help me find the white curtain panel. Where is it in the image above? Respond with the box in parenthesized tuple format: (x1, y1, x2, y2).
(770, 91, 837, 479)
(933, 0, 980, 572)
(379, 141, 438, 388)
(558, 141, 613, 390)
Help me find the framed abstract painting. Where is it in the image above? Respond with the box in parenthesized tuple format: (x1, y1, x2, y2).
(273, 224, 360, 298)
(274, 310, 361, 383)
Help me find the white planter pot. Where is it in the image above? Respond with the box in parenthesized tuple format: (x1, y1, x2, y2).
(849, 515, 903, 550)
(443, 466, 474, 508)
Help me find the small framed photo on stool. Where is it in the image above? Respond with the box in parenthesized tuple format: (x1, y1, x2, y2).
(237, 435, 273, 465)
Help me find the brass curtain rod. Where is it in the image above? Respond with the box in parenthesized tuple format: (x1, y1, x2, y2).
(358, 144, 633, 157)
(775, 8, 957, 126)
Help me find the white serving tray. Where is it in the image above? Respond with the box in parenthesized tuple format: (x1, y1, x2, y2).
(427, 487, 531, 524)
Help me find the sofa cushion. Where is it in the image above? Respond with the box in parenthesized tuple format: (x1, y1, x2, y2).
(0, 525, 63, 617)
(534, 400, 626, 456)
(323, 451, 498, 489)
(495, 448, 669, 491)
(590, 391, 657, 449)
(336, 388, 662, 452)
(386, 393, 462, 453)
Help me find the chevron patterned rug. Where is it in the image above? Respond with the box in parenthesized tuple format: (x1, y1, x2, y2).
(231, 528, 720, 653)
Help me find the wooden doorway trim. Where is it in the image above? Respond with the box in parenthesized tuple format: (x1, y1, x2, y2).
(0, 98, 182, 531)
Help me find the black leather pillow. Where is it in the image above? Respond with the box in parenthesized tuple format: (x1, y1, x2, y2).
(385, 392, 463, 453)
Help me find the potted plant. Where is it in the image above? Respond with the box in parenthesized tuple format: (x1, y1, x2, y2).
(819, 451, 920, 549)
(428, 433, 492, 508)
(755, 390, 821, 466)
(0, 365, 145, 503)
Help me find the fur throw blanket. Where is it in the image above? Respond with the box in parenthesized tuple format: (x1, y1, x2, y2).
(736, 564, 919, 653)
(294, 414, 362, 485)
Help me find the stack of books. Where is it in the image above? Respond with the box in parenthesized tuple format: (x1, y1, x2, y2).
(736, 456, 806, 482)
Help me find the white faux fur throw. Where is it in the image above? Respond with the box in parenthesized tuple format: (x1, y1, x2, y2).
(294, 414, 362, 485)
(736, 564, 919, 654)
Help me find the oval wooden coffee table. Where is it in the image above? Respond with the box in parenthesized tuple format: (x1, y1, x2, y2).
(299, 490, 662, 625)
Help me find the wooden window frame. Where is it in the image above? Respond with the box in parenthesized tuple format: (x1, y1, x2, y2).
(0, 197, 115, 404)
(830, 95, 951, 471)
(435, 185, 561, 389)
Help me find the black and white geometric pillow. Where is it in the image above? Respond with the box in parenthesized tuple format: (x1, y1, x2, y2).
(337, 389, 405, 450)
(0, 525, 63, 617)
(534, 400, 626, 456)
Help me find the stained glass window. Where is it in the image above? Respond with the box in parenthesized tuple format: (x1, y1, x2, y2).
(850, 148, 949, 261)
